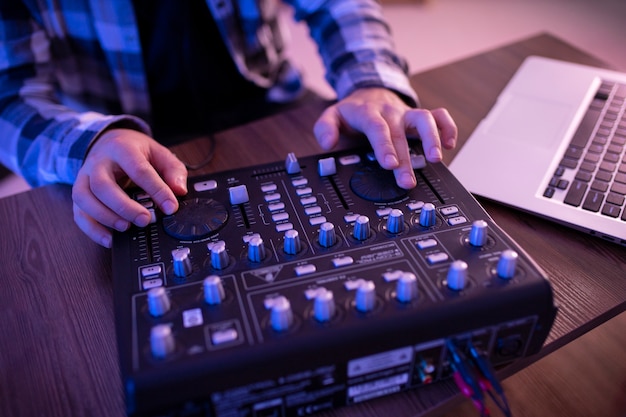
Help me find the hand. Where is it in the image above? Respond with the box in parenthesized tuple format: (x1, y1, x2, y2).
(72, 129, 188, 248)
(313, 87, 458, 189)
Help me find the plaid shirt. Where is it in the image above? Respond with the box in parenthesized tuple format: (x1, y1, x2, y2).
(0, 0, 417, 186)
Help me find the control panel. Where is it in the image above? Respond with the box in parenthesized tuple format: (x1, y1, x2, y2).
(112, 146, 556, 417)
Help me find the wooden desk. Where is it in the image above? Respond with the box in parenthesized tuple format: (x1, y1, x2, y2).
(0, 33, 624, 417)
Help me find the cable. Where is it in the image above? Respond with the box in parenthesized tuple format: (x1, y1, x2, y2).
(180, 134, 217, 171)
(467, 342, 512, 417)
(446, 340, 490, 417)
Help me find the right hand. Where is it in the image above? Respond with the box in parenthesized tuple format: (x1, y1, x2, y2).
(72, 128, 188, 248)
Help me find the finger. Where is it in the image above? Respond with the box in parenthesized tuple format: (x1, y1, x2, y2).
(73, 173, 133, 232)
(86, 163, 154, 227)
(404, 109, 443, 162)
(380, 107, 416, 189)
(150, 146, 189, 196)
(313, 106, 342, 150)
(73, 202, 115, 248)
(342, 105, 400, 170)
(431, 108, 458, 149)
(117, 154, 180, 217)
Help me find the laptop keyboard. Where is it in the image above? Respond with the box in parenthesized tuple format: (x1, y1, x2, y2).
(543, 80, 626, 220)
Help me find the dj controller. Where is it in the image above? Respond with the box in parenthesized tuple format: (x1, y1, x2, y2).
(112, 145, 557, 417)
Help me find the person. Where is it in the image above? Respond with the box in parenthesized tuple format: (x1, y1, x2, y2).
(0, 0, 457, 249)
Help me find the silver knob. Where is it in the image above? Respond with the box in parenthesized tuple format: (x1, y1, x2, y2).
(203, 275, 225, 305)
(313, 289, 336, 322)
(247, 236, 266, 262)
(150, 324, 175, 359)
(172, 248, 192, 277)
(284, 229, 302, 255)
(469, 220, 489, 247)
(497, 249, 518, 279)
(353, 215, 371, 241)
(396, 272, 418, 303)
(386, 209, 404, 234)
(270, 296, 293, 332)
(209, 241, 229, 269)
(419, 203, 437, 227)
(147, 286, 171, 317)
(318, 222, 336, 248)
(355, 280, 376, 312)
(447, 260, 468, 291)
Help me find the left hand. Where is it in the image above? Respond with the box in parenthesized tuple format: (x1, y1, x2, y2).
(313, 87, 458, 189)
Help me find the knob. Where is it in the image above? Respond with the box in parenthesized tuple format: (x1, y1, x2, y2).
(419, 203, 437, 227)
(355, 280, 376, 313)
(396, 272, 418, 303)
(150, 324, 175, 359)
(497, 249, 518, 279)
(353, 215, 371, 241)
(247, 236, 266, 262)
(203, 275, 225, 305)
(313, 289, 336, 322)
(283, 229, 302, 255)
(270, 296, 293, 332)
(469, 220, 489, 247)
(209, 241, 229, 269)
(447, 260, 468, 291)
(172, 248, 192, 277)
(386, 209, 405, 234)
(318, 222, 336, 248)
(147, 286, 171, 317)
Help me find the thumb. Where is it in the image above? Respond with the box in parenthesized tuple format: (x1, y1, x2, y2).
(313, 106, 341, 150)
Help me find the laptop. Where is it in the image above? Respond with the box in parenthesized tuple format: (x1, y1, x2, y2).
(448, 55, 626, 246)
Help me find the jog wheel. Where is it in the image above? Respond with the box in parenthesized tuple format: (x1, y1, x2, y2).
(162, 198, 228, 240)
(350, 164, 409, 202)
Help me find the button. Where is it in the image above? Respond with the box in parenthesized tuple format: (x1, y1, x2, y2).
(268, 202, 285, 212)
(448, 216, 467, 226)
(142, 278, 163, 290)
(272, 212, 289, 222)
(182, 308, 204, 328)
(309, 216, 327, 226)
(264, 193, 281, 202)
(416, 238, 438, 249)
(332, 256, 354, 267)
(427, 252, 449, 264)
(229, 185, 249, 205)
(292, 178, 308, 186)
(276, 223, 294, 232)
(440, 206, 459, 216)
(382, 270, 404, 282)
(339, 155, 361, 165)
(296, 187, 313, 196)
(318, 157, 337, 176)
(194, 179, 218, 192)
(211, 328, 239, 345)
(300, 196, 317, 205)
(295, 264, 317, 276)
(305, 206, 322, 215)
(261, 184, 277, 192)
(407, 201, 425, 211)
(376, 208, 392, 217)
(141, 265, 162, 278)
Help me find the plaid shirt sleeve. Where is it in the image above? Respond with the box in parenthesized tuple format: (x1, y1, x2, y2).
(0, 1, 150, 187)
(288, 0, 418, 106)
